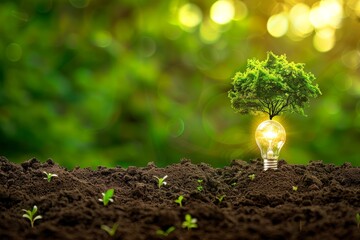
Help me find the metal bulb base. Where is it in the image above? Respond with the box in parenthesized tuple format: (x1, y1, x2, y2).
(264, 159, 277, 171)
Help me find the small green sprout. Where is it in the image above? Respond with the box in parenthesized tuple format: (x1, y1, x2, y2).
(175, 195, 184, 207)
(182, 214, 198, 230)
(197, 179, 203, 192)
(216, 195, 226, 204)
(356, 213, 360, 228)
(154, 175, 168, 188)
(292, 186, 298, 191)
(43, 171, 58, 182)
(231, 182, 237, 187)
(22, 205, 42, 228)
(248, 174, 256, 181)
(99, 189, 114, 206)
(101, 223, 119, 237)
(156, 226, 176, 237)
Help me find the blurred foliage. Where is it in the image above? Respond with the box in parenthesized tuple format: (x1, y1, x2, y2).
(0, 0, 360, 168)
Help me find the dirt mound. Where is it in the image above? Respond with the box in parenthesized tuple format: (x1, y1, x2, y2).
(0, 156, 359, 240)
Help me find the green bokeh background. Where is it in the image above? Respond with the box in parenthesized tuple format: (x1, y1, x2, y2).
(1, 0, 360, 168)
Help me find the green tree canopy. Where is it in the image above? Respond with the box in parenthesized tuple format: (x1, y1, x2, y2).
(228, 52, 321, 120)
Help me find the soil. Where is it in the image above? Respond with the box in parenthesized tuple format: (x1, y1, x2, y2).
(0, 156, 359, 240)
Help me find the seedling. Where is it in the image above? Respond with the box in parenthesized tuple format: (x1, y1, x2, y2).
(216, 195, 226, 204)
(99, 189, 114, 206)
(174, 195, 184, 207)
(182, 214, 198, 230)
(154, 175, 168, 188)
(248, 174, 255, 181)
(22, 205, 42, 228)
(356, 213, 360, 228)
(231, 182, 237, 187)
(101, 223, 119, 237)
(292, 186, 298, 191)
(156, 226, 175, 237)
(197, 179, 203, 192)
(43, 171, 58, 182)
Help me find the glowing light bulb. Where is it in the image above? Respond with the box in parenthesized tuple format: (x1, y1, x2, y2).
(255, 120, 286, 170)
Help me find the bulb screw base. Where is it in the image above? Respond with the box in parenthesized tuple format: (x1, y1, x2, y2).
(264, 159, 278, 171)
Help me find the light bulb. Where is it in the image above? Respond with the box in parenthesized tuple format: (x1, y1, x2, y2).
(255, 120, 286, 170)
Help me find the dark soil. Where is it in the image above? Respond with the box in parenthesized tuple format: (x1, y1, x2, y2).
(0, 156, 359, 240)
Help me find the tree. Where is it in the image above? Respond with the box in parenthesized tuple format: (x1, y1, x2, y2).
(228, 52, 321, 120)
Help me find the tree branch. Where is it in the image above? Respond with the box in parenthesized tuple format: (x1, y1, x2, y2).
(274, 96, 291, 116)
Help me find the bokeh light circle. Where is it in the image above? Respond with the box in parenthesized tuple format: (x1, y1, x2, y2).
(210, 0, 235, 25)
(289, 3, 313, 37)
(313, 28, 335, 52)
(267, 12, 289, 37)
(178, 3, 203, 30)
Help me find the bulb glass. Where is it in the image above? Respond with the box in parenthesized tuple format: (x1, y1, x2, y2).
(255, 120, 286, 170)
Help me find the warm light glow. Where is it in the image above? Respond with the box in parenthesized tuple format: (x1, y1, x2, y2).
(267, 12, 289, 38)
(313, 28, 335, 52)
(263, 130, 277, 139)
(200, 21, 221, 43)
(210, 0, 235, 25)
(309, 0, 343, 29)
(233, 0, 248, 21)
(255, 120, 286, 170)
(289, 3, 313, 37)
(178, 3, 202, 29)
(356, 0, 360, 18)
(341, 50, 360, 70)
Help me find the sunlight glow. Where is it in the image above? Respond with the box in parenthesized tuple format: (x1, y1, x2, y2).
(178, 3, 202, 30)
(341, 50, 360, 70)
(355, 0, 360, 17)
(210, 0, 235, 25)
(289, 3, 313, 37)
(309, 0, 343, 29)
(264, 130, 277, 140)
(200, 21, 221, 44)
(233, 1, 248, 21)
(313, 28, 335, 52)
(267, 12, 289, 37)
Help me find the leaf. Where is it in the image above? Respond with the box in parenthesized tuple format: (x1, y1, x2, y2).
(22, 214, 31, 220)
(166, 226, 175, 234)
(101, 225, 112, 232)
(101, 189, 114, 206)
(101, 224, 117, 236)
(32, 205, 38, 214)
(105, 189, 114, 199)
(33, 215, 42, 221)
(156, 229, 165, 236)
(22, 209, 31, 214)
